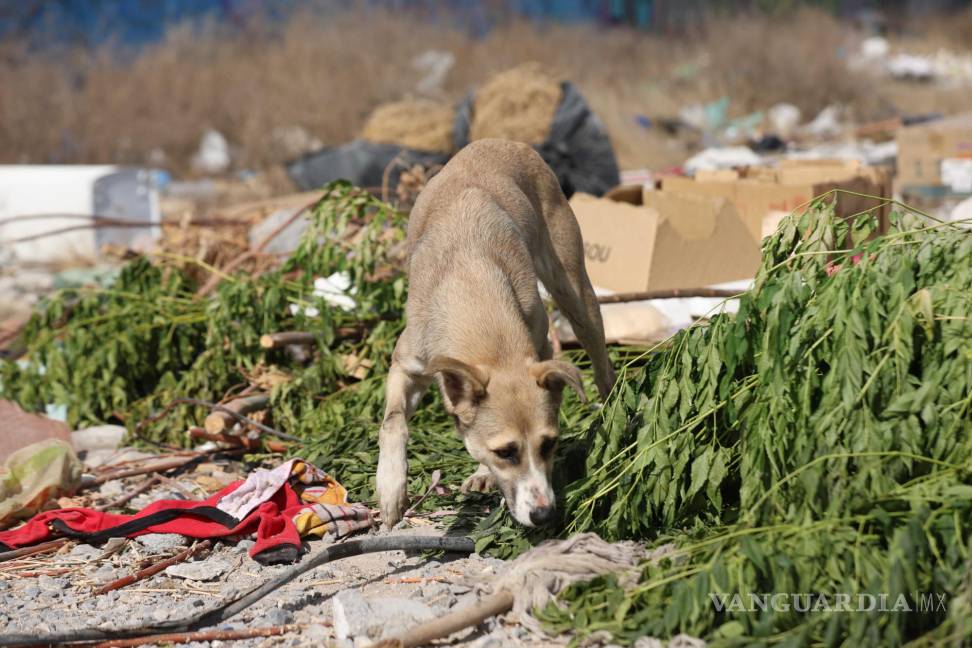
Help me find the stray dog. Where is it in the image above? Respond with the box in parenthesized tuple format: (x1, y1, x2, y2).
(376, 139, 616, 529)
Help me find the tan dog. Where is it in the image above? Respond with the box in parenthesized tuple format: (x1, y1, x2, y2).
(376, 139, 616, 529)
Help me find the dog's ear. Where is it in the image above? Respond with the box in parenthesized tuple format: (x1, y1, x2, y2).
(425, 356, 489, 416)
(531, 360, 587, 403)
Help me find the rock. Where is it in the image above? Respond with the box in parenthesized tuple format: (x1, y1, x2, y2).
(469, 636, 504, 648)
(98, 480, 125, 498)
(232, 539, 256, 554)
(136, 533, 188, 553)
(332, 590, 435, 641)
(303, 623, 330, 641)
(71, 425, 126, 453)
(91, 565, 117, 584)
(69, 544, 101, 560)
(262, 607, 293, 626)
(281, 590, 325, 611)
(248, 207, 310, 256)
(152, 607, 170, 623)
(420, 560, 442, 575)
(23, 586, 40, 598)
(165, 558, 230, 582)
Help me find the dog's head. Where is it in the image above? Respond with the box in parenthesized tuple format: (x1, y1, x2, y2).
(425, 355, 586, 527)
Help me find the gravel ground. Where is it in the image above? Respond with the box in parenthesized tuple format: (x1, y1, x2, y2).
(0, 472, 570, 648)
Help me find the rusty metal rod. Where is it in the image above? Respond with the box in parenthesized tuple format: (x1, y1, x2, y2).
(0, 539, 69, 563)
(89, 623, 306, 647)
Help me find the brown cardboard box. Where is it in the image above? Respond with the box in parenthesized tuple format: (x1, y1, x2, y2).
(897, 113, 972, 189)
(570, 190, 759, 293)
(661, 160, 892, 241)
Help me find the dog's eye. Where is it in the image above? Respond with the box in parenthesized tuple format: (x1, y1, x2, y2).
(539, 437, 557, 457)
(492, 445, 518, 463)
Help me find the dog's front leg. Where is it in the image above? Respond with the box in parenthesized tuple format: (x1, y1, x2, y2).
(377, 358, 429, 529)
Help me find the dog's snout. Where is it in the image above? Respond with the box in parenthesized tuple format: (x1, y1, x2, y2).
(529, 505, 555, 526)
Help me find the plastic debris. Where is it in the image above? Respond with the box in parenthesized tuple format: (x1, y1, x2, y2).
(191, 129, 231, 175)
(683, 146, 763, 174)
(0, 439, 82, 527)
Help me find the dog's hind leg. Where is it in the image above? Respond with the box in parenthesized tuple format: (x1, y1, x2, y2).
(377, 335, 432, 529)
(536, 203, 616, 400)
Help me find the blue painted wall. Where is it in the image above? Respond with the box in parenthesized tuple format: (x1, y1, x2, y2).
(0, 0, 659, 49)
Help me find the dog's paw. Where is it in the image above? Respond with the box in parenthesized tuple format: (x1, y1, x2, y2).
(378, 487, 408, 530)
(461, 465, 496, 494)
(376, 458, 408, 530)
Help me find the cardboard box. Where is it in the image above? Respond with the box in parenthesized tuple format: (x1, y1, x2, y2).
(897, 113, 972, 189)
(570, 190, 759, 293)
(660, 159, 892, 242)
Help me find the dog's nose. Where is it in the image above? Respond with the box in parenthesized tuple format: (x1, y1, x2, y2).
(529, 505, 555, 526)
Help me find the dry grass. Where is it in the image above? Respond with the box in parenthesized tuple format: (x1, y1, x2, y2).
(0, 6, 964, 174)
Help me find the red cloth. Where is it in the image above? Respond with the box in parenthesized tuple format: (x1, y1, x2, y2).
(0, 480, 303, 563)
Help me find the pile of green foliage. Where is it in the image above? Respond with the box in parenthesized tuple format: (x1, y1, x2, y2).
(524, 202, 971, 645)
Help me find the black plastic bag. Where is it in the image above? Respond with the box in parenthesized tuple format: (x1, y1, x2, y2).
(286, 141, 448, 192)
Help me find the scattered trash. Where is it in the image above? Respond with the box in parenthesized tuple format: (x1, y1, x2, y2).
(896, 112, 972, 190)
(191, 129, 231, 175)
(950, 195, 972, 229)
(270, 125, 323, 158)
(412, 49, 455, 96)
(0, 166, 159, 264)
(766, 102, 802, 138)
(859, 35, 890, 61)
(941, 157, 972, 194)
(0, 458, 371, 564)
(570, 189, 758, 293)
(800, 105, 844, 139)
(682, 146, 763, 174)
(678, 96, 729, 133)
(0, 439, 82, 528)
(887, 52, 936, 82)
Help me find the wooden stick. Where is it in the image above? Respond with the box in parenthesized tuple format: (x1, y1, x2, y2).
(0, 538, 69, 563)
(596, 288, 741, 304)
(260, 331, 317, 349)
(204, 393, 270, 434)
(93, 540, 212, 595)
(89, 623, 304, 647)
(260, 325, 371, 349)
(378, 590, 515, 648)
(188, 426, 288, 453)
(91, 454, 209, 486)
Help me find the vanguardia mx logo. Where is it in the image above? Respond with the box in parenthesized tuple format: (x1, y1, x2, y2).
(710, 592, 948, 613)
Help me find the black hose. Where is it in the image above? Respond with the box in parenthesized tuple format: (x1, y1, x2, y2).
(0, 534, 475, 647)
